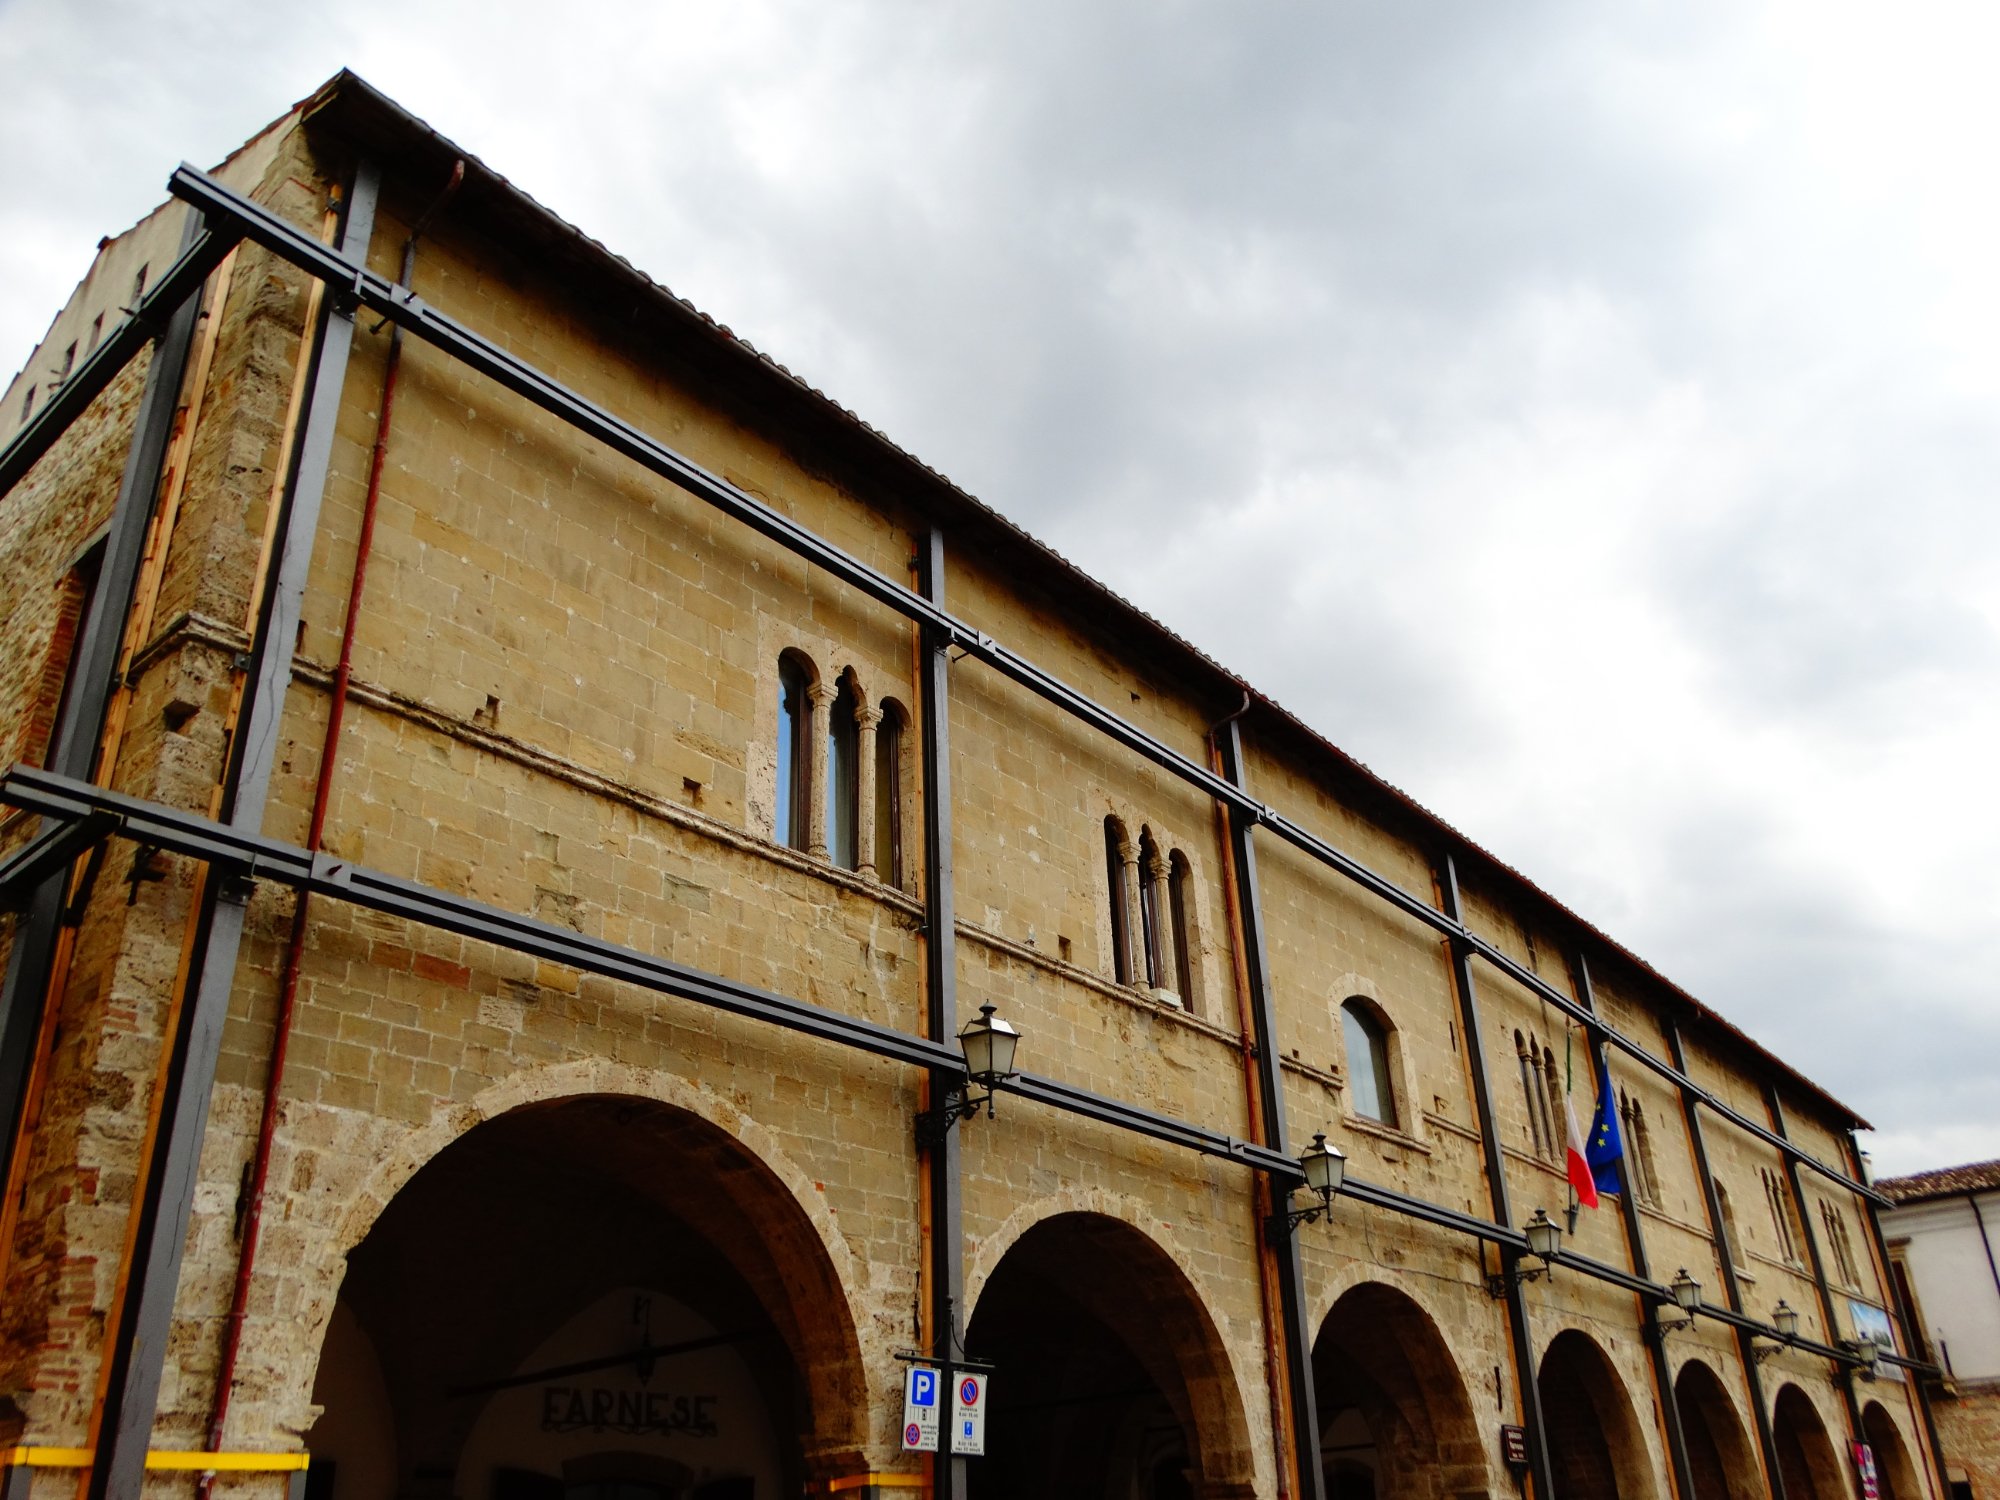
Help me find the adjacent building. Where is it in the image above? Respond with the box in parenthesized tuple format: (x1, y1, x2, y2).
(1879, 1161, 2000, 1500)
(0, 72, 1952, 1500)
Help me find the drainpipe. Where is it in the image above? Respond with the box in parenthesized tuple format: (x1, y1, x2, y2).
(1208, 693, 1296, 1500)
(198, 162, 464, 1486)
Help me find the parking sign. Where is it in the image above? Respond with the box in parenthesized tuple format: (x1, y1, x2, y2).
(901, 1366, 940, 1452)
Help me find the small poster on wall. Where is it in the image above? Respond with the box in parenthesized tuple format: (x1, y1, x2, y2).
(1847, 1300, 1903, 1384)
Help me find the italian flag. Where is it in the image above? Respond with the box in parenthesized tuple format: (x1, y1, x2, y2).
(1565, 1091, 1600, 1210)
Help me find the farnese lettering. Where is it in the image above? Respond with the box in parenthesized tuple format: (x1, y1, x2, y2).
(539, 1386, 720, 1438)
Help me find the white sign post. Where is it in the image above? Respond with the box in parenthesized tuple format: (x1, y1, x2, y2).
(951, 1373, 988, 1456)
(901, 1365, 941, 1453)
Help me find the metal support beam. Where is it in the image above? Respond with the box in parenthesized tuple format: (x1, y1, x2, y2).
(917, 529, 966, 1500)
(90, 164, 381, 1500)
(1575, 955, 1697, 1500)
(1847, 1137, 1951, 1500)
(161, 159, 1880, 1211)
(1765, 1085, 1869, 1500)
(1438, 854, 1556, 1500)
(0, 208, 209, 1203)
(1668, 1017, 1788, 1500)
(1217, 720, 1326, 1500)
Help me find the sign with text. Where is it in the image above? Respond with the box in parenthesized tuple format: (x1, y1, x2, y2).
(951, 1374, 987, 1456)
(1854, 1442, 1879, 1500)
(1500, 1425, 1529, 1471)
(902, 1365, 940, 1452)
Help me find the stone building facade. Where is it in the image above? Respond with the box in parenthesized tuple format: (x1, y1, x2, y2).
(1877, 1161, 2000, 1500)
(0, 72, 1951, 1500)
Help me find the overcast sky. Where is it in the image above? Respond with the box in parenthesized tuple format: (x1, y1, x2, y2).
(3, 1, 1995, 1179)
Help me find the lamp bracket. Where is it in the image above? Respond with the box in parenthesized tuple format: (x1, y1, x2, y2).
(915, 1084, 994, 1146)
(1264, 1195, 1332, 1245)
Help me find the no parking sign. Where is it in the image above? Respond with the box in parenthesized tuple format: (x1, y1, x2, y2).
(951, 1374, 988, 1456)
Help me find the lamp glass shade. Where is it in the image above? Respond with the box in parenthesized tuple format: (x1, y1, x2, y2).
(1773, 1301, 1799, 1339)
(1854, 1336, 1880, 1371)
(1524, 1210, 1561, 1260)
(959, 1004, 1020, 1084)
(1671, 1269, 1703, 1312)
(1301, 1133, 1346, 1197)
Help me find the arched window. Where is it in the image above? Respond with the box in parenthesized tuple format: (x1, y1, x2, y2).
(1167, 851, 1196, 1012)
(827, 671, 861, 870)
(1342, 999, 1397, 1128)
(776, 653, 813, 851)
(1137, 827, 1165, 988)
(874, 699, 906, 888)
(1105, 816, 1133, 984)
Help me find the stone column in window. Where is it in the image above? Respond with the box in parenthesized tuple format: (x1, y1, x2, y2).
(1120, 836, 1145, 987)
(1144, 844, 1175, 1001)
(854, 704, 881, 880)
(806, 680, 835, 859)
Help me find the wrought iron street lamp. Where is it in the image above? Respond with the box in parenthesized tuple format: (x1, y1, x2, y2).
(1488, 1209, 1562, 1297)
(1754, 1300, 1800, 1362)
(916, 1004, 1021, 1143)
(1658, 1268, 1703, 1335)
(1268, 1132, 1347, 1239)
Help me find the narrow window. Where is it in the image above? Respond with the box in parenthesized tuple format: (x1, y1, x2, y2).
(1137, 827, 1164, 987)
(86, 313, 104, 354)
(827, 672, 860, 870)
(1342, 999, 1396, 1127)
(132, 262, 148, 304)
(1634, 1099, 1661, 1203)
(1530, 1040, 1557, 1161)
(1516, 1032, 1547, 1157)
(1167, 851, 1195, 1009)
(1541, 1047, 1565, 1163)
(20, 384, 35, 427)
(776, 653, 812, 850)
(1105, 817, 1132, 984)
(874, 699, 905, 887)
(1716, 1180, 1742, 1266)
(56, 342, 76, 385)
(28, 541, 104, 771)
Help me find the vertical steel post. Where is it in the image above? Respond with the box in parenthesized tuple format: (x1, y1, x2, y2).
(1765, 1085, 1869, 1498)
(1215, 720, 1326, 1500)
(1437, 853, 1556, 1500)
(1666, 1017, 1787, 1500)
(917, 527, 965, 1500)
(0, 211, 209, 1191)
(90, 164, 379, 1500)
(1573, 955, 1698, 1500)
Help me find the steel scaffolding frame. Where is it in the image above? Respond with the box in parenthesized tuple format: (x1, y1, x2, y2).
(0, 154, 1933, 1500)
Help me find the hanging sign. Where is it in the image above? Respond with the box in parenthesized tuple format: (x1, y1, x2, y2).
(951, 1374, 987, 1456)
(902, 1365, 941, 1452)
(1854, 1442, 1879, 1500)
(1500, 1425, 1529, 1471)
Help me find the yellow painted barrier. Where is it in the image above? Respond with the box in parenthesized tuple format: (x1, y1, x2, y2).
(2, 1449, 310, 1472)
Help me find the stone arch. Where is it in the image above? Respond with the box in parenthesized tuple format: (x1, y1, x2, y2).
(1673, 1359, 1762, 1500)
(1538, 1328, 1661, 1500)
(966, 1203, 1259, 1499)
(1772, 1383, 1847, 1500)
(308, 1061, 870, 1488)
(1863, 1399, 1925, 1500)
(1314, 1278, 1492, 1500)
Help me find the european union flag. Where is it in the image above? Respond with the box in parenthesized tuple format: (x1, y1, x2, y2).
(1585, 1054, 1624, 1195)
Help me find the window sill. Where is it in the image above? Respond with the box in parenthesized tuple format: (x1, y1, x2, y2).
(1342, 1112, 1431, 1157)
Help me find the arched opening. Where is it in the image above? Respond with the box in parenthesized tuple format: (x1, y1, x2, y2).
(826, 669, 861, 870)
(775, 652, 815, 851)
(966, 1212, 1254, 1500)
(306, 1096, 866, 1500)
(1313, 1282, 1490, 1500)
(874, 698, 907, 888)
(1772, 1384, 1846, 1500)
(1166, 851, 1197, 1015)
(1537, 1329, 1658, 1500)
(1673, 1360, 1761, 1500)
(1105, 816, 1133, 985)
(1862, 1400, 1924, 1500)
(1138, 826, 1165, 988)
(1342, 999, 1398, 1128)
